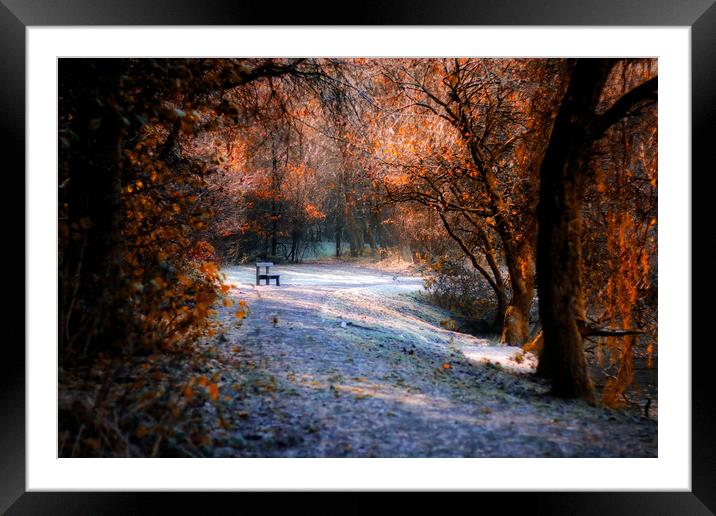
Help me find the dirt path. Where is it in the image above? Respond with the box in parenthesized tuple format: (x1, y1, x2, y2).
(199, 263, 656, 457)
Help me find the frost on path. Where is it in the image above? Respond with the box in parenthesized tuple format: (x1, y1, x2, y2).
(200, 263, 656, 458)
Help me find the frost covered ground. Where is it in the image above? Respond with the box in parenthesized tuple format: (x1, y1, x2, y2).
(196, 262, 656, 457)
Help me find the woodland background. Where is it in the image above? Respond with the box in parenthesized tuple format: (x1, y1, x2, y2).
(58, 58, 657, 457)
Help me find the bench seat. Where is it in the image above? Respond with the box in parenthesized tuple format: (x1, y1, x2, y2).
(257, 273, 280, 286)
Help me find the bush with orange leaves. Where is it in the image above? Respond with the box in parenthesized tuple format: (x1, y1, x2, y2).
(118, 129, 225, 355)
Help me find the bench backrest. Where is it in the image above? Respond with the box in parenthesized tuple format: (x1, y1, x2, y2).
(256, 262, 274, 267)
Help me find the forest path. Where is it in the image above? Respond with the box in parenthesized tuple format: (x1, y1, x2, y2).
(202, 262, 656, 457)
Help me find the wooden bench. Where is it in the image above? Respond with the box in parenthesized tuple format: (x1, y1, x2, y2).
(256, 261, 280, 286)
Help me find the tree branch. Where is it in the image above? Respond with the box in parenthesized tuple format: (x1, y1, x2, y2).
(578, 319, 645, 338)
(437, 212, 501, 294)
(591, 76, 658, 140)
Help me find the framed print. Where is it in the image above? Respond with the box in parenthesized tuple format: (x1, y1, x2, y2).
(4, 0, 713, 513)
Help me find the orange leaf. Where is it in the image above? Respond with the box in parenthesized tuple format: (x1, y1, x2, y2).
(197, 376, 208, 387)
(183, 384, 193, 400)
(208, 383, 219, 401)
(442, 363, 451, 370)
(235, 310, 246, 320)
(84, 437, 101, 450)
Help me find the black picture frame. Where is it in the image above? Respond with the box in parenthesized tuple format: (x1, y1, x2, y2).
(3, 0, 712, 513)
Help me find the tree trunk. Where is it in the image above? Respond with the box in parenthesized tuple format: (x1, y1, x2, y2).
(494, 289, 509, 335)
(290, 230, 300, 263)
(270, 155, 279, 257)
(500, 290, 532, 345)
(536, 59, 615, 399)
(335, 225, 342, 257)
(365, 217, 377, 256)
(345, 193, 361, 257)
(500, 248, 535, 345)
(536, 165, 591, 397)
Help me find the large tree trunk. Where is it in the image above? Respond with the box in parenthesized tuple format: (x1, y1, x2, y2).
(536, 59, 615, 399)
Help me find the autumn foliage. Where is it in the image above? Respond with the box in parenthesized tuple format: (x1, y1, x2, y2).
(58, 57, 657, 456)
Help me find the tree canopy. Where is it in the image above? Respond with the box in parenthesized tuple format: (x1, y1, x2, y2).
(58, 58, 658, 457)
